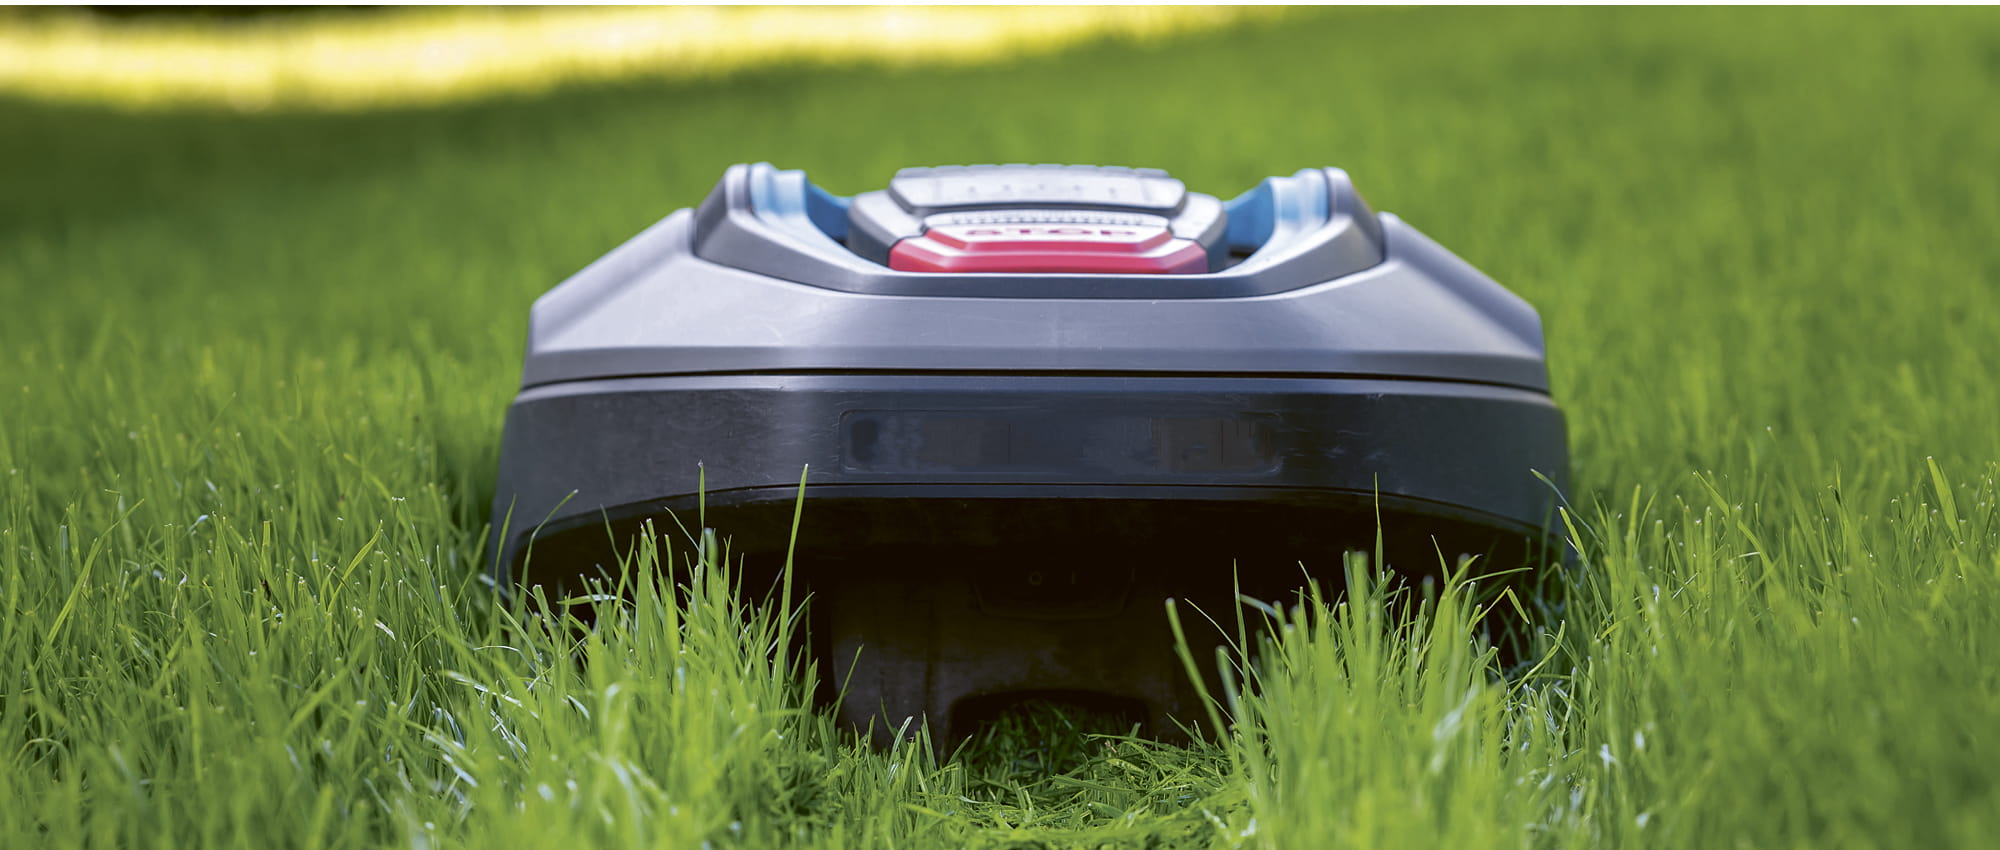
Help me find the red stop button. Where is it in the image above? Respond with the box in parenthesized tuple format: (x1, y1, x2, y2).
(889, 223, 1208, 274)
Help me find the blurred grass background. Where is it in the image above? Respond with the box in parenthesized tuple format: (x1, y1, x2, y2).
(2, 5, 1998, 849)
(0, 6, 1284, 109)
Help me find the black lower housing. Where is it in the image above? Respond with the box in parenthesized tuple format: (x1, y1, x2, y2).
(491, 374, 1567, 741)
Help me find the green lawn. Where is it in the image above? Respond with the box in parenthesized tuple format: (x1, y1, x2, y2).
(4, 6, 1999, 848)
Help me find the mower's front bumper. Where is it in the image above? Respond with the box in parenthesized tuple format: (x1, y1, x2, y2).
(489, 372, 1567, 739)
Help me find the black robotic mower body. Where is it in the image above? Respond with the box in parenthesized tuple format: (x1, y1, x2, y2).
(491, 164, 1568, 740)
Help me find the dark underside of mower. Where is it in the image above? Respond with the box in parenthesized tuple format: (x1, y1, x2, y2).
(509, 486, 1561, 743)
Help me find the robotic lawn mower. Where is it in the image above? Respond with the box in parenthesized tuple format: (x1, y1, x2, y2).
(491, 163, 1568, 740)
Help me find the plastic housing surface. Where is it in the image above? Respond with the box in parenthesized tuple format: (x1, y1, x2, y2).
(490, 163, 1569, 742)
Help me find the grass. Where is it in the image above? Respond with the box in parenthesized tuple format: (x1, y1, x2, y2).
(3, 5, 1999, 848)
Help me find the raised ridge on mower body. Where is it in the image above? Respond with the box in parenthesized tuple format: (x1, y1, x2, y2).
(491, 163, 1568, 742)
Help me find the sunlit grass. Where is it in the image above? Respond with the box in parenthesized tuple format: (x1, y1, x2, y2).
(0, 5, 1291, 111)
